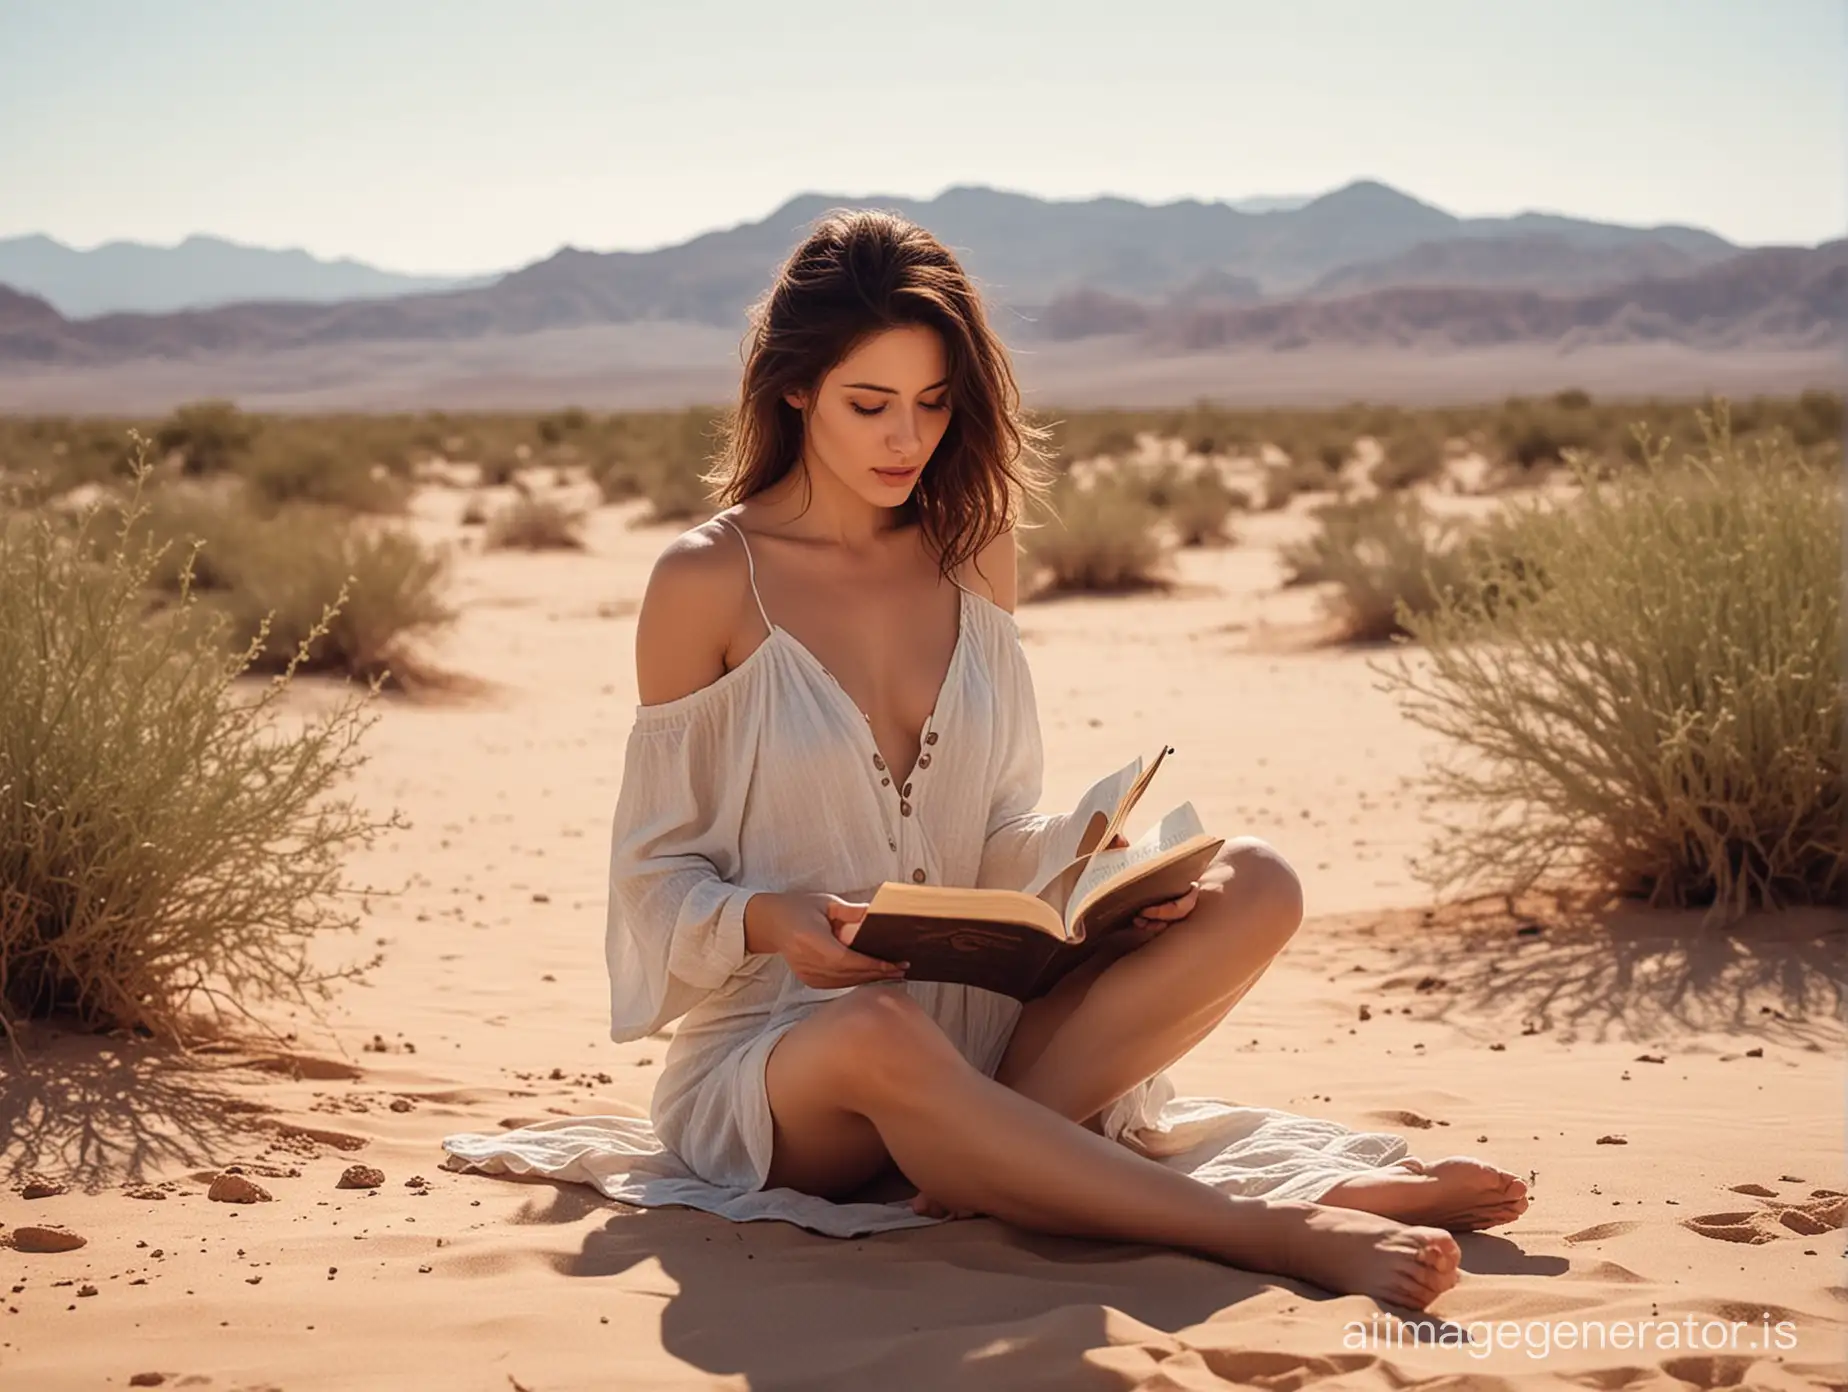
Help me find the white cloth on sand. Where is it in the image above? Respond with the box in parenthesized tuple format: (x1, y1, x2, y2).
(440, 513, 1410, 1232)
(440, 1090, 1410, 1237)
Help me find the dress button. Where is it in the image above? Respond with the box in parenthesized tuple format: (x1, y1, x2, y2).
(911, 868, 926, 883)
(887, 837, 896, 851)
(924, 732, 938, 745)
(880, 776, 890, 786)
(917, 753, 931, 769)
(900, 800, 912, 817)
(872, 754, 886, 770)
(901, 781, 912, 797)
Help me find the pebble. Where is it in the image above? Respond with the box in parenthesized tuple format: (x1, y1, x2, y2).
(337, 1165, 385, 1189)
(12, 1226, 87, 1252)
(21, 1180, 67, 1200)
(208, 1173, 273, 1204)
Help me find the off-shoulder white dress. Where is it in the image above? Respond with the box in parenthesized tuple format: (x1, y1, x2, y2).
(441, 515, 1410, 1235)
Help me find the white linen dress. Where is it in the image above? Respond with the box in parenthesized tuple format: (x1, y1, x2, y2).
(441, 515, 1412, 1235)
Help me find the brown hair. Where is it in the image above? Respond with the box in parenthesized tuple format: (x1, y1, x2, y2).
(706, 208, 1051, 578)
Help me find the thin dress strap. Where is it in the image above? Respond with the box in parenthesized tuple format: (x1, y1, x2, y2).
(715, 514, 773, 633)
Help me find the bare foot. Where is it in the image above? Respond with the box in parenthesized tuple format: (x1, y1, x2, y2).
(1318, 1156, 1530, 1230)
(1251, 1201, 1462, 1310)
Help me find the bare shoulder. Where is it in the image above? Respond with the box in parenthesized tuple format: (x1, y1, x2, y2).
(956, 524, 1019, 614)
(634, 516, 754, 705)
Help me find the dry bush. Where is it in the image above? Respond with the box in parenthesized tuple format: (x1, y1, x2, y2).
(1165, 470, 1242, 546)
(1379, 411, 1843, 922)
(1282, 495, 1471, 640)
(155, 400, 257, 476)
(484, 494, 587, 551)
(240, 438, 409, 514)
(210, 508, 455, 685)
(0, 465, 397, 1044)
(1020, 473, 1170, 594)
(1373, 430, 1448, 491)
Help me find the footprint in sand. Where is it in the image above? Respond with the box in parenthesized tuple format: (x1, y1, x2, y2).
(1564, 1221, 1644, 1244)
(1682, 1195, 1847, 1244)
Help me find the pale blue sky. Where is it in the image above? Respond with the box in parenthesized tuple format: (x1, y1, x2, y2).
(2, 0, 1841, 273)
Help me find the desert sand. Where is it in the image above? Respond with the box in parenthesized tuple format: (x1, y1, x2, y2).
(2, 482, 1843, 1390)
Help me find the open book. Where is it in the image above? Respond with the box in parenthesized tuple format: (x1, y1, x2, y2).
(847, 746, 1224, 1000)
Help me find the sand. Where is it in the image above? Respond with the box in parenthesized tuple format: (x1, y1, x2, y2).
(2, 484, 1843, 1390)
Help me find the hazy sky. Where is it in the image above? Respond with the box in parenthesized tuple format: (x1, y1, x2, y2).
(3, 0, 1840, 273)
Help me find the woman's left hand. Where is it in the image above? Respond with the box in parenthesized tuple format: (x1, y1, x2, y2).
(1106, 832, 1199, 945)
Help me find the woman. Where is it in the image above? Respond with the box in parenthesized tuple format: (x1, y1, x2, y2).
(599, 211, 1527, 1312)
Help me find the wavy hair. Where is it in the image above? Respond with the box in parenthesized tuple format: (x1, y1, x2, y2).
(705, 209, 1051, 578)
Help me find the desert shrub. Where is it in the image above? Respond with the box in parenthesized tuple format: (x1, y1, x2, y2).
(1261, 454, 1341, 511)
(240, 438, 409, 513)
(1282, 495, 1470, 640)
(1379, 411, 1843, 922)
(1373, 430, 1447, 491)
(1165, 471, 1241, 546)
(0, 466, 395, 1042)
(86, 483, 253, 594)
(209, 508, 455, 684)
(155, 400, 257, 476)
(485, 494, 587, 551)
(1019, 473, 1169, 594)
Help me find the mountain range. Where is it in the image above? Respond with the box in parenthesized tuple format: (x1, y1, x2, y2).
(0, 182, 1838, 407)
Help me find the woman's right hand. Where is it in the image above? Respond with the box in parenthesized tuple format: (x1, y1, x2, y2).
(743, 891, 908, 989)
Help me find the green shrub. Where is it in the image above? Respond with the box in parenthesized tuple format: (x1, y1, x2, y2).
(0, 465, 395, 1043)
(1019, 474, 1169, 594)
(1379, 411, 1843, 922)
(485, 495, 588, 551)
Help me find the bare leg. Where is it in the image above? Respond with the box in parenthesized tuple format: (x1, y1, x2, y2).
(762, 986, 1463, 1311)
(997, 837, 1304, 1128)
(993, 838, 1528, 1232)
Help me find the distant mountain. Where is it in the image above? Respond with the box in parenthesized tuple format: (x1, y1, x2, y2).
(0, 233, 492, 318)
(1305, 232, 1721, 297)
(0, 182, 1793, 368)
(1142, 240, 1848, 352)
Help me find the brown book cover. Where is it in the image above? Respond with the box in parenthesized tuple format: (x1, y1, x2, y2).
(848, 748, 1225, 1000)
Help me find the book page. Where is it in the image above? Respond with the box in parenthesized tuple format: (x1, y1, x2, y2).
(1064, 801, 1209, 930)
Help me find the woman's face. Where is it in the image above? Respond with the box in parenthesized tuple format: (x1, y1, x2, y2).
(787, 323, 953, 508)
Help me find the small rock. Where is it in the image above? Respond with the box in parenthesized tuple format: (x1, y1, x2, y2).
(532, 892, 550, 904)
(77, 1283, 98, 1297)
(21, 1180, 66, 1200)
(389, 1099, 413, 1113)
(12, 1226, 86, 1252)
(1595, 1134, 1628, 1145)
(208, 1173, 272, 1204)
(1744, 1046, 1764, 1058)
(1357, 1004, 1371, 1021)
(336, 1165, 385, 1190)
(1634, 1053, 1666, 1064)
(1489, 1042, 1506, 1051)
(245, 1276, 262, 1285)
(405, 1175, 428, 1189)
(124, 1187, 167, 1201)
(129, 1375, 167, 1387)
